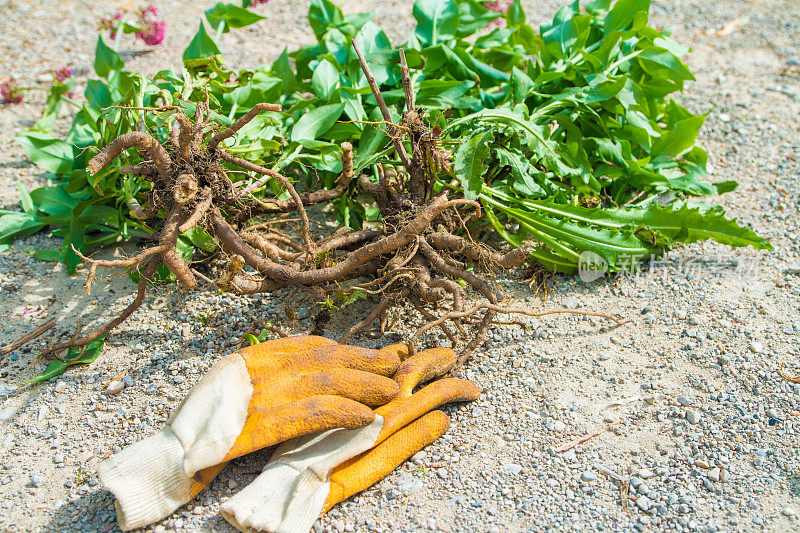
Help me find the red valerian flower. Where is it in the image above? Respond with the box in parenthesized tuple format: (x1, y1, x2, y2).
(136, 20, 166, 45)
(53, 67, 73, 83)
(248, 0, 270, 6)
(1, 78, 23, 104)
(140, 3, 158, 19)
(483, 0, 512, 26)
(98, 12, 124, 39)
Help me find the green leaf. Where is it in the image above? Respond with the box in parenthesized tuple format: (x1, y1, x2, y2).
(456, 0, 500, 36)
(413, 0, 459, 46)
(18, 185, 34, 214)
(651, 114, 704, 158)
(22, 334, 108, 386)
(271, 48, 298, 94)
(309, 0, 344, 40)
(483, 188, 771, 272)
(183, 22, 222, 61)
(0, 212, 44, 248)
(290, 103, 345, 142)
(454, 130, 493, 200)
(311, 59, 341, 101)
(507, 0, 525, 26)
(205, 2, 265, 31)
(15, 132, 74, 175)
(94, 36, 124, 78)
(604, 0, 650, 34)
(31, 248, 62, 262)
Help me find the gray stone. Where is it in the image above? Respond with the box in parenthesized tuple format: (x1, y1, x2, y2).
(686, 410, 701, 424)
(637, 468, 655, 479)
(636, 496, 652, 511)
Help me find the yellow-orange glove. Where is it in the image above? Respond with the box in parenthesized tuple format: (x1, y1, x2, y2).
(97, 336, 404, 531)
(220, 347, 479, 533)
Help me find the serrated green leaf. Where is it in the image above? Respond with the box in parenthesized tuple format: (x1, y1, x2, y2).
(455, 130, 493, 200)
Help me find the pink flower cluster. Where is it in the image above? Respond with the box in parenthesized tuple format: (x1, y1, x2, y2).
(484, 0, 512, 26)
(135, 4, 165, 45)
(53, 67, 73, 83)
(1, 78, 23, 104)
(97, 3, 165, 46)
(98, 12, 123, 39)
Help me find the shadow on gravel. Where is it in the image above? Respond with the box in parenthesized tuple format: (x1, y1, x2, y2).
(42, 489, 120, 533)
(42, 453, 265, 533)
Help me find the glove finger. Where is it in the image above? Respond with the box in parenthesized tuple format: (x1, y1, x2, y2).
(323, 410, 449, 513)
(293, 369, 399, 407)
(375, 378, 479, 443)
(308, 343, 402, 376)
(392, 347, 456, 398)
(223, 395, 376, 461)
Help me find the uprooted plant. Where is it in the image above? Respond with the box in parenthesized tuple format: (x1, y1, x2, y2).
(6, 0, 771, 373)
(49, 47, 626, 365)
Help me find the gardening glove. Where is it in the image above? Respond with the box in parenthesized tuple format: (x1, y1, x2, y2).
(97, 335, 404, 531)
(220, 346, 480, 533)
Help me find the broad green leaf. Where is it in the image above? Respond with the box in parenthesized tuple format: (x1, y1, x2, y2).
(309, 0, 344, 40)
(651, 114, 704, 158)
(454, 130, 493, 200)
(290, 103, 344, 142)
(507, 0, 525, 26)
(413, 0, 459, 46)
(94, 36, 124, 78)
(31, 248, 62, 262)
(604, 0, 650, 34)
(183, 22, 222, 61)
(311, 59, 341, 101)
(205, 3, 265, 31)
(0, 212, 44, 247)
(15, 132, 74, 175)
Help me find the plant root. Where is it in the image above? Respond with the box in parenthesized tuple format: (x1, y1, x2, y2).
(55, 50, 630, 370)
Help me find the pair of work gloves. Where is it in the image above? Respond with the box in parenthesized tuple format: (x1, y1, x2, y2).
(97, 335, 479, 532)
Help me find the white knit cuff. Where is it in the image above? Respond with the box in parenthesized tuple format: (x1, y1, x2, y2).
(97, 428, 193, 531)
(220, 464, 329, 533)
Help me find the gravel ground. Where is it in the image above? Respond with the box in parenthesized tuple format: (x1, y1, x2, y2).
(1, 0, 799, 532)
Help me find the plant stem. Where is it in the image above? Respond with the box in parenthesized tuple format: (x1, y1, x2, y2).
(214, 20, 227, 44)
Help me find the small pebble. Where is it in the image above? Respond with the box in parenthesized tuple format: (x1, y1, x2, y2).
(106, 380, 124, 395)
